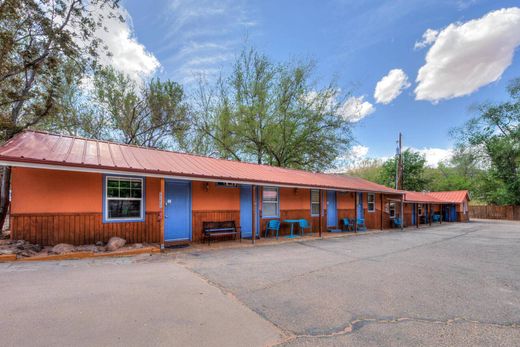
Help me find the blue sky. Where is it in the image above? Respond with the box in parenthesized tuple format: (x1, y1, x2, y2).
(110, 0, 520, 167)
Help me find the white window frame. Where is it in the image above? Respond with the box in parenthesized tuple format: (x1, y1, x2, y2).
(104, 176, 145, 222)
(262, 186, 279, 218)
(310, 189, 320, 216)
(418, 204, 423, 216)
(367, 193, 375, 213)
(389, 202, 396, 219)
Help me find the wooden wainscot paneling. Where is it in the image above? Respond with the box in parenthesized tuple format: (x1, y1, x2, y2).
(10, 212, 161, 246)
(192, 210, 240, 242)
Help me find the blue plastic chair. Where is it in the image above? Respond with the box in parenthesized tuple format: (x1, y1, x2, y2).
(357, 218, 367, 231)
(393, 217, 402, 228)
(432, 214, 441, 223)
(264, 220, 281, 239)
(342, 218, 353, 231)
(298, 219, 312, 236)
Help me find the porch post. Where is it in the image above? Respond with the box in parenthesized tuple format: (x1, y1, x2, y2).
(380, 194, 383, 230)
(400, 195, 404, 231)
(319, 189, 323, 237)
(429, 203, 432, 226)
(439, 205, 442, 224)
(252, 185, 257, 245)
(354, 192, 358, 233)
(160, 178, 165, 250)
(416, 203, 419, 228)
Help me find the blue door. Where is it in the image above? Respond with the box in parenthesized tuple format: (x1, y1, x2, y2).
(240, 185, 255, 238)
(327, 191, 337, 227)
(164, 181, 191, 241)
(412, 204, 416, 225)
(357, 193, 364, 219)
(450, 204, 457, 222)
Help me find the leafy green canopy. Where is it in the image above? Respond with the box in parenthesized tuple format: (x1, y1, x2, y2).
(44, 66, 189, 149)
(189, 48, 354, 172)
(452, 78, 520, 205)
(377, 149, 430, 191)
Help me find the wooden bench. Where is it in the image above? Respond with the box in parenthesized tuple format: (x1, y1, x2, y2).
(202, 221, 241, 245)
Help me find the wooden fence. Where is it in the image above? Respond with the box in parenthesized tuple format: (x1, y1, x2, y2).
(469, 205, 520, 221)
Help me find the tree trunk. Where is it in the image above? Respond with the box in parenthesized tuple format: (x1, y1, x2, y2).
(0, 166, 11, 231)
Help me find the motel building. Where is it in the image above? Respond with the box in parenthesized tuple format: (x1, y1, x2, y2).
(0, 131, 469, 248)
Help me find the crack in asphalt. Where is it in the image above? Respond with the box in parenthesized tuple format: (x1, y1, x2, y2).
(275, 316, 520, 345)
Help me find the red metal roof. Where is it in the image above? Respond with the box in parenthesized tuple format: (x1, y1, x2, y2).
(403, 191, 444, 203)
(0, 131, 402, 193)
(404, 190, 469, 204)
(428, 191, 469, 203)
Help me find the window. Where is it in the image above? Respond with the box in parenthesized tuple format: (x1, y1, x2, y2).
(463, 201, 468, 214)
(311, 190, 320, 216)
(262, 187, 279, 218)
(104, 176, 144, 222)
(418, 204, 423, 216)
(367, 193, 375, 212)
(389, 202, 396, 218)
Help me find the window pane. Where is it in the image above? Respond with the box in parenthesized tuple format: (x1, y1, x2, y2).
(107, 179, 119, 189)
(263, 202, 278, 217)
(311, 190, 320, 203)
(311, 203, 320, 216)
(130, 181, 142, 189)
(119, 188, 131, 198)
(368, 194, 375, 203)
(119, 180, 131, 189)
(107, 187, 119, 198)
(131, 189, 142, 198)
(108, 200, 141, 219)
(263, 187, 278, 202)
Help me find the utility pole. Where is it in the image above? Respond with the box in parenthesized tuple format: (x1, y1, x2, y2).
(395, 132, 403, 190)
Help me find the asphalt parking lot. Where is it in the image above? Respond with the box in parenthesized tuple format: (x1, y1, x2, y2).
(1, 220, 519, 346)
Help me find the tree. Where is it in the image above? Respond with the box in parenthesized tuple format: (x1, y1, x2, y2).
(378, 149, 430, 191)
(347, 158, 384, 183)
(452, 78, 520, 205)
(0, 0, 120, 228)
(190, 48, 354, 172)
(43, 66, 190, 149)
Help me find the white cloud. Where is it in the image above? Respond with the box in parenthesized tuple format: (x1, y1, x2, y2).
(160, 0, 256, 84)
(351, 145, 369, 158)
(373, 69, 411, 104)
(414, 29, 439, 49)
(411, 147, 453, 167)
(94, 5, 160, 81)
(339, 96, 375, 122)
(415, 7, 520, 102)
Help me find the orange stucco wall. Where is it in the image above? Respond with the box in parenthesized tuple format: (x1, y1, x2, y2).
(337, 192, 355, 209)
(12, 167, 102, 213)
(279, 187, 310, 210)
(191, 182, 240, 211)
(11, 167, 160, 214)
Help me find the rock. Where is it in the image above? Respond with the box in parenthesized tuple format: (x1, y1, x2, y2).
(106, 237, 126, 251)
(29, 244, 42, 252)
(51, 243, 75, 254)
(95, 241, 104, 247)
(0, 239, 11, 245)
(133, 243, 144, 249)
(75, 245, 98, 252)
(0, 249, 15, 255)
